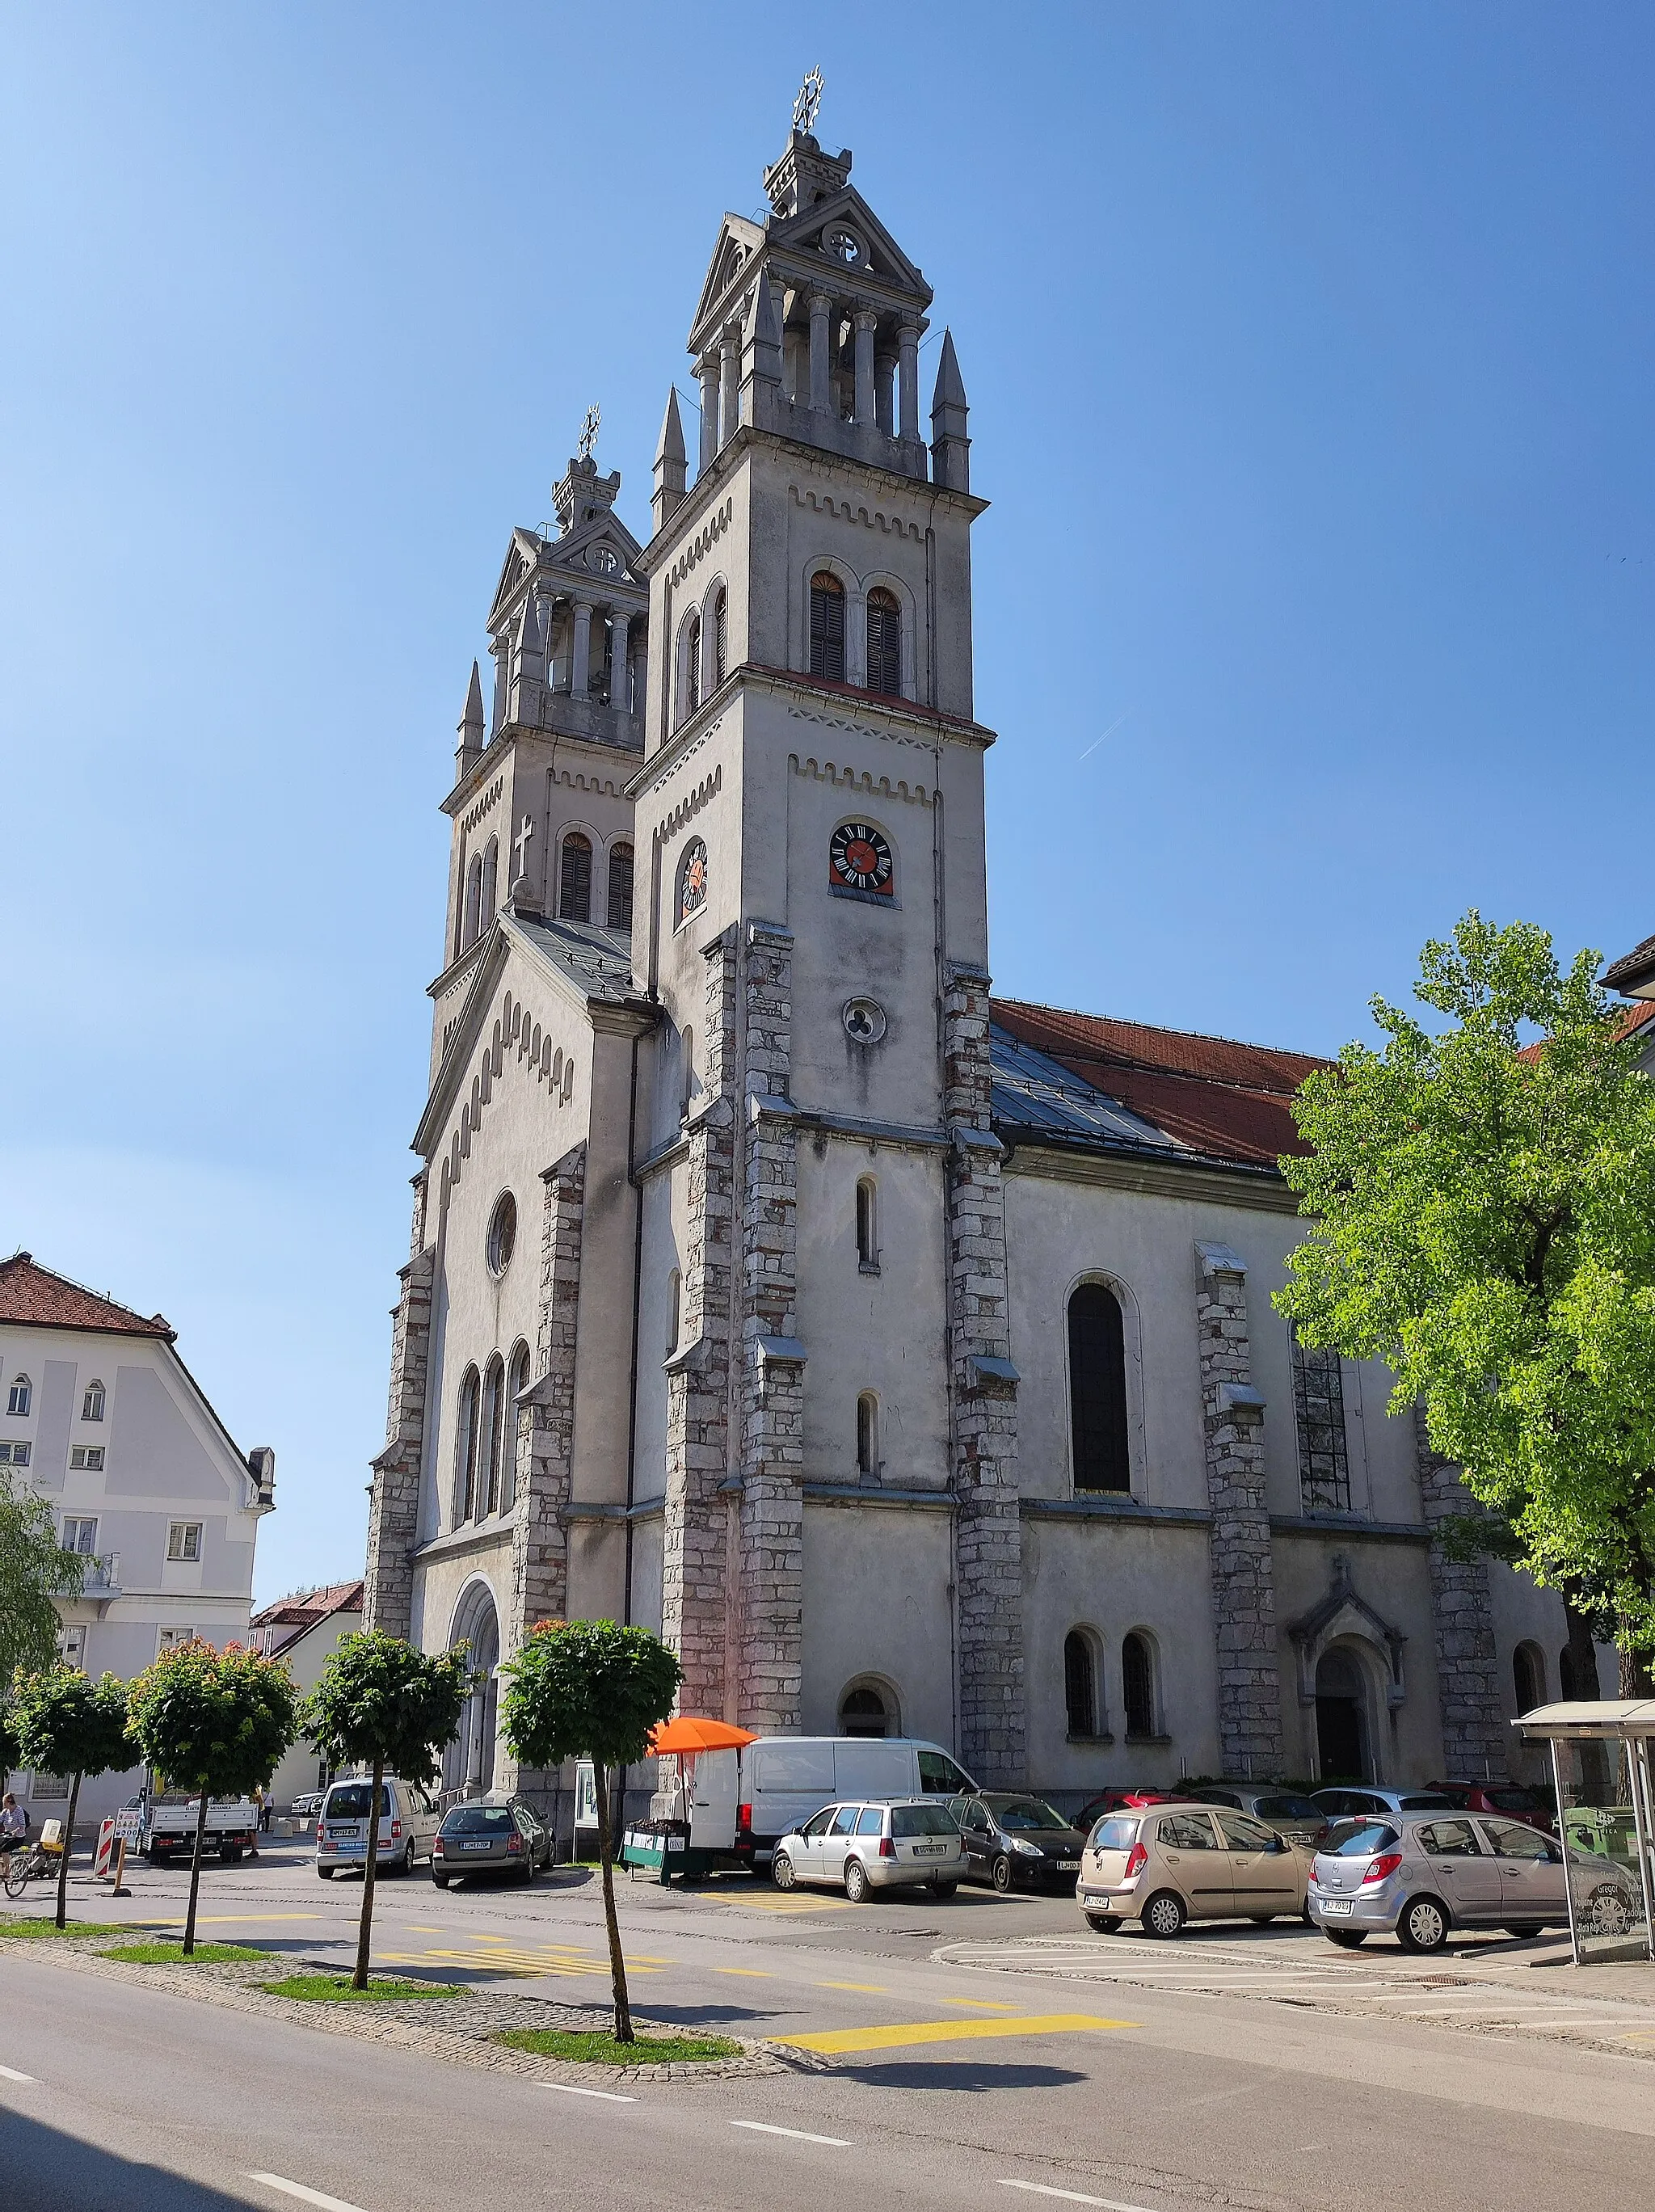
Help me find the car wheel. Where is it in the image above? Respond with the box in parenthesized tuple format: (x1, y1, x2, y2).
(1323, 1928, 1367, 1948)
(844, 1857, 868, 1903)
(1502, 1925, 1544, 1939)
(990, 1854, 1014, 1894)
(931, 1881, 958, 1900)
(773, 1851, 797, 1891)
(1084, 1913, 1119, 1935)
(401, 1839, 416, 1877)
(316, 1866, 333, 1881)
(1396, 1895, 1450, 1953)
(221, 1844, 242, 1862)
(1142, 1890, 1187, 1940)
(1585, 1885, 1633, 1938)
(430, 1869, 448, 1886)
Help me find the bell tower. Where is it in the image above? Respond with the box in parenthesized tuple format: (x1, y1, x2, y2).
(627, 91, 1025, 1784)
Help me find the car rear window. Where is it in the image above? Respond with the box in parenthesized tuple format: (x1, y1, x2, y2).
(1089, 1816, 1140, 1852)
(325, 1784, 391, 1820)
(1326, 1822, 1398, 1857)
(1256, 1795, 1324, 1822)
(441, 1805, 514, 1835)
(892, 1804, 958, 1838)
(1397, 1794, 1459, 1811)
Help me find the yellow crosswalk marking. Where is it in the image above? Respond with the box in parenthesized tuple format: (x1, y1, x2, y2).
(817, 1981, 888, 1993)
(714, 1967, 773, 1978)
(939, 1997, 1022, 2011)
(375, 1944, 663, 1981)
(777, 2012, 1139, 2055)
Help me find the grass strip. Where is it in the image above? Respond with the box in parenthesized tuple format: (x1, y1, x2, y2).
(0, 1917, 124, 1940)
(266, 1973, 462, 2003)
(491, 2026, 742, 2065)
(105, 1941, 269, 1965)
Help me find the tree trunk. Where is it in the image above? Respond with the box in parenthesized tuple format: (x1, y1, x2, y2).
(353, 1755, 384, 1992)
(592, 1761, 633, 2042)
(183, 1787, 210, 1957)
(54, 1772, 81, 1931)
(1619, 1645, 1655, 1700)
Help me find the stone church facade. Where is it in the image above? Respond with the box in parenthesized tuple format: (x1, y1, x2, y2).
(364, 120, 1590, 1802)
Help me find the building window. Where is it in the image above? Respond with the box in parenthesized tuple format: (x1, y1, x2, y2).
(158, 1626, 200, 1654)
(1514, 1642, 1545, 1716)
(809, 570, 846, 683)
(57, 1625, 86, 1670)
(559, 832, 593, 923)
(677, 839, 708, 925)
(480, 836, 499, 932)
(28, 1773, 70, 1800)
(455, 1367, 481, 1522)
(866, 586, 901, 696)
(7, 1375, 32, 1418)
(503, 1343, 530, 1515)
(666, 1267, 682, 1356)
(0, 1441, 32, 1466)
(713, 588, 728, 688)
(685, 612, 701, 716)
(481, 1354, 506, 1518)
(63, 1516, 99, 1556)
(856, 1177, 878, 1270)
(167, 1522, 204, 1564)
(840, 1682, 894, 1738)
(1292, 1332, 1350, 1512)
(487, 1190, 517, 1278)
(856, 1392, 880, 1478)
(1068, 1284, 1130, 1494)
(69, 1447, 104, 1472)
(606, 843, 634, 934)
(1064, 1630, 1099, 1738)
(1122, 1632, 1156, 1738)
(82, 1380, 105, 1422)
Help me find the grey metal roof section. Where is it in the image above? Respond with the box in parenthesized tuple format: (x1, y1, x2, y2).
(505, 912, 640, 1005)
(989, 1022, 1183, 1155)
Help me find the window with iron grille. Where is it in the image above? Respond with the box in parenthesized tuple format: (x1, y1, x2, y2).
(809, 571, 845, 682)
(1068, 1283, 1131, 1493)
(865, 587, 901, 696)
(1292, 1332, 1350, 1511)
(1064, 1631, 1097, 1738)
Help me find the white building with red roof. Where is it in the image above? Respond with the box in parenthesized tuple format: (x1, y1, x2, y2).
(248, 1579, 363, 1810)
(0, 1253, 275, 1824)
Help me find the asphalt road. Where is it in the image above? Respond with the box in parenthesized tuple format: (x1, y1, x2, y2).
(6, 1842, 1655, 2211)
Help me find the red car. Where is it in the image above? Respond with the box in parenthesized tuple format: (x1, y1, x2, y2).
(1432, 1780, 1556, 1832)
(1075, 1785, 1177, 1832)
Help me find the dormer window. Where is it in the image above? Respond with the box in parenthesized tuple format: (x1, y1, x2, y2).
(810, 571, 845, 683)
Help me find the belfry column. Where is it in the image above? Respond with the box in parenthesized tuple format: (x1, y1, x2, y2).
(853, 309, 878, 424)
(697, 355, 719, 475)
(718, 327, 739, 452)
(364, 1175, 434, 1638)
(898, 317, 921, 444)
(661, 930, 739, 1717)
(808, 291, 832, 415)
(737, 921, 805, 1733)
(943, 963, 1025, 1787)
(1194, 1241, 1284, 1777)
(571, 599, 593, 697)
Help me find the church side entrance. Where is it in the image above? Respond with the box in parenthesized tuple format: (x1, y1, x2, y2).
(1315, 1645, 1372, 1782)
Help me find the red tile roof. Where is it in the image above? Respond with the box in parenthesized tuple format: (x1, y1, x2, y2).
(0, 1253, 174, 1339)
(1604, 932, 1655, 996)
(251, 1580, 364, 1658)
(991, 1000, 1329, 1169)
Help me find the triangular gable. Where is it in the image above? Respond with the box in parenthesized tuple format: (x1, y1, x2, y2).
(544, 508, 646, 586)
(767, 186, 931, 301)
(486, 530, 546, 627)
(689, 214, 769, 348)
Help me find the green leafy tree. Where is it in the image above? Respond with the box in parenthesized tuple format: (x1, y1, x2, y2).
(0, 1470, 84, 1684)
(301, 1631, 470, 1990)
(11, 1669, 132, 1927)
(1276, 912, 1655, 1683)
(499, 1619, 681, 2041)
(125, 1641, 299, 1955)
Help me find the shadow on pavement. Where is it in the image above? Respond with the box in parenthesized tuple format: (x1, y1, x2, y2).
(837, 2061, 1089, 2092)
(2, 2111, 266, 2210)
(633, 2001, 785, 2026)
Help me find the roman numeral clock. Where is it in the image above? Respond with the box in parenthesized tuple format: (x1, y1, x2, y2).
(828, 820, 893, 897)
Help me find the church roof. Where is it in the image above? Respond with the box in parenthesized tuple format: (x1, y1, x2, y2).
(990, 1001, 1328, 1172)
(507, 912, 639, 1005)
(0, 1252, 175, 1339)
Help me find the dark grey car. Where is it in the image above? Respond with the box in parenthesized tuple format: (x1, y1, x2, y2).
(1190, 1785, 1329, 1848)
(431, 1795, 551, 1886)
(950, 1793, 1086, 1893)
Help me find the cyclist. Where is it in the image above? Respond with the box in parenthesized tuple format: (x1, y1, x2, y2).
(0, 1793, 27, 1844)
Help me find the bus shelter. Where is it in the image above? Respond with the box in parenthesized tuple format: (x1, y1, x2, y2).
(1515, 1700, 1655, 1966)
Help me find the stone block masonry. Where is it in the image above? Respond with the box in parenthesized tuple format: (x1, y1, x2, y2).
(1416, 1404, 1509, 1780)
(1195, 1241, 1284, 1778)
(364, 1177, 434, 1639)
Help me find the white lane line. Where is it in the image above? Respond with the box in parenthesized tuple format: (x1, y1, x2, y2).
(246, 2174, 371, 2212)
(0, 2064, 37, 2083)
(731, 2121, 853, 2147)
(539, 2081, 638, 2104)
(1000, 2183, 1156, 2210)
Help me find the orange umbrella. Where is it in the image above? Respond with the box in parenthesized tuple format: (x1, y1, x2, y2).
(647, 1717, 756, 1754)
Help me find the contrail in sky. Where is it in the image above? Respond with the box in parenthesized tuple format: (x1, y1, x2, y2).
(1078, 710, 1131, 762)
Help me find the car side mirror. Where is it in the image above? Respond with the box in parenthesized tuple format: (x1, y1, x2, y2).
(1265, 1837, 1286, 1854)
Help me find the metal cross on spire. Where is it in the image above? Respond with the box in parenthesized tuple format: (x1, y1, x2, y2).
(792, 65, 823, 136)
(577, 403, 601, 462)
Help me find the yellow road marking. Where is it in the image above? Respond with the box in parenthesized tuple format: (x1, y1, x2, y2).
(939, 1996, 1022, 2011)
(817, 1981, 888, 1993)
(398, 1926, 442, 1934)
(376, 1944, 664, 1980)
(714, 1967, 773, 1978)
(777, 2012, 1139, 2056)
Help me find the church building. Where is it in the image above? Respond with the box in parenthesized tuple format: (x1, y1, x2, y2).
(364, 115, 1590, 1804)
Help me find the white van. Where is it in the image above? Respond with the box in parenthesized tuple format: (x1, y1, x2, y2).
(315, 1775, 441, 1878)
(737, 1737, 976, 1863)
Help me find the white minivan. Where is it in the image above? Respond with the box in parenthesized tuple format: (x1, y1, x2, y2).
(315, 1776, 441, 1878)
(738, 1737, 976, 1864)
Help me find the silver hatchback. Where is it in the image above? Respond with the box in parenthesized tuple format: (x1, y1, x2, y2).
(1308, 1810, 1641, 1952)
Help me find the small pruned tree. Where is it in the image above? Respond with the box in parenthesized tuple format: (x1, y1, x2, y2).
(1, 1470, 85, 1685)
(302, 1631, 470, 1990)
(11, 1669, 133, 1927)
(499, 1618, 681, 2041)
(125, 1641, 299, 1955)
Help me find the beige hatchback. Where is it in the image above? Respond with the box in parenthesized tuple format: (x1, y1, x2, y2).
(1077, 1801, 1312, 1937)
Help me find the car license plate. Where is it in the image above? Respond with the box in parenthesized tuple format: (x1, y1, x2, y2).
(912, 1844, 944, 1856)
(1056, 1860, 1079, 1872)
(459, 1840, 491, 1852)
(335, 1826, 360, 1839)
(1082, 1894, 1109, 1910)
(1320, 1897, 1353, 1915)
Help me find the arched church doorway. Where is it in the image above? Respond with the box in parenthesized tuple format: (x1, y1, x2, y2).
(1315, 1645, 1372, 1783)
(839, 1681, 898, 1739)
(445, 1582, 500, 1796)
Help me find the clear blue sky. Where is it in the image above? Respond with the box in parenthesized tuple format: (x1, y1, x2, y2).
(3, 7, 1649, 1602)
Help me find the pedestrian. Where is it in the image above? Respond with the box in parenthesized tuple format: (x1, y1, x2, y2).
(248, 1784, 263, 1857)
(259, 1791, 272, 1834)
(1, 1792, 28, 1843)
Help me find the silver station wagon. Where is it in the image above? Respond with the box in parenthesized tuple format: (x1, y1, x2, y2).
(773, 1797, 966, 1901)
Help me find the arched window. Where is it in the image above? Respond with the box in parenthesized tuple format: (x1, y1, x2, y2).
(840, 1683, 894, 1738)
(1064, 1631, 1098, 1738)
(666, 1267, 681, 1357)
(856, 1177, 878, 1270)
(713, 588, 728, 688)
(82, 1380, 105, 1423)
(480, 836, 499, 932)
(1068, 1283, 1130, 1494)
(1514, 1642, 1545, 1716)
(454, 1367, 481, 1523)
(6, 1375, 32, 1418)
(463, 855, 484, 951)
(856, 1392, 879, 1478)
(481, 1354, 506, 1519)
(607, 843, 634, 934)
(865, 586, 902, 697)
(559, 832, 592, 923)
(809, 570, 846, 683)
(503, 1343, 530, 1515)
(1122, 1632, 1156, 1739)
(684, 613, 701, 717)
(486, 1190, 517, 1278)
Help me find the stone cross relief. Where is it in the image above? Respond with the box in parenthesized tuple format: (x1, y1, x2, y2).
(512, 813, 536, 883)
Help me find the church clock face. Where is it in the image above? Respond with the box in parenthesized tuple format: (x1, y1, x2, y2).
(678, 837, 709, 924)
(829, 820, 893, 898)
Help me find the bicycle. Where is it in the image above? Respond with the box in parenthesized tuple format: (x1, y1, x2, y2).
(1, 1839, 62, 1899)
